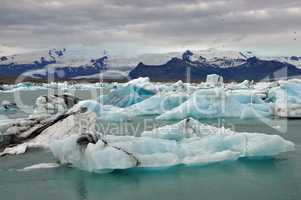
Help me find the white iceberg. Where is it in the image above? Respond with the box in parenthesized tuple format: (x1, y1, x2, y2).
(73, 100, 131, 121)
(205, 74, 224, 87)
(226, 80, 253, 90)
(125, 92, 189, 116)
(71, 92, 189, 121)
(31, 94, 80, 117)
(268, 80, 301, 118)
(123, 77, 166, 93)
(157, 88, 273, 120)
(19, 163, 60, 171)
(99, 84, 155, 108)
(49, 118, 294, 173)
(0, 100, 18, 111)
(0, 109, 97, 156)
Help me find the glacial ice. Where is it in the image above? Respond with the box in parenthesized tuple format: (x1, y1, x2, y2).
(0, 144, 27, 156)
(29, 94, 80, 119)
(123, 77, 166, 93)
(19, 163, 60, 171)
(50, 119, 294, 172)
(205, 74, 224, 87)
(0, 100, 18, 111)
(157, 88, 273, 120)
(0, 110, 98, 157)
(70, 91, 189, 120)
(226, 80, 252, 90)
(49, 118, 294, 173)
(2, 77, 301, 163)
(99, 84, 155, 108)
(125, 92, 190, 116)
(268, 80, 301, 118)
(73, 100, 131, 121)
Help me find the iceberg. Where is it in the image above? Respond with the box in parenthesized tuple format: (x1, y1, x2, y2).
(226, 80, 253, 90)
(1, 100, 18, 111)
(97, 77, 193, 108)
(126, 92, 190, 116)
(157, 88, 273, 120)
(31, 94, 80, 117)
(73, 91, 189, 120)
(123, 77, 166, 93)
(49, 118, 294, 173)
(268, 80, 301, 118)
(78, 91, 190, 120)
(0, 99, 98, 156)
(0, 82, 46, 92)
(0, 110, 97, 156)
(19, 163, 60, 171)
(73, 100, 131, 121)
(99, 84, 155, 108)
(165, 80, 200, 93)
(205, 74, 224, 87)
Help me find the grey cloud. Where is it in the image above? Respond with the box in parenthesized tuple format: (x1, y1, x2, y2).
(0, 0, 300, 55)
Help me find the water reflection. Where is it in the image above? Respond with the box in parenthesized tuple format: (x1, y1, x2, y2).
(61, 157, 298, 200)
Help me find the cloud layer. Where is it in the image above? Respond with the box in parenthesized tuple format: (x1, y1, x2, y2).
(1, 0, 300, 56)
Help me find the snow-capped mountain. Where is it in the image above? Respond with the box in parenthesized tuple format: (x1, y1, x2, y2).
(0, 48, 109, 80)
(0, 48, 105, 68)
(1, 48, 301, 82)
(129, 50, 301, 82)
(261, 56, 301, 69)
(129, 48, 250, 68)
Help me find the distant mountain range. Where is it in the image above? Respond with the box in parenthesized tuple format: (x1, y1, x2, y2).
(0, 48, 301, 83)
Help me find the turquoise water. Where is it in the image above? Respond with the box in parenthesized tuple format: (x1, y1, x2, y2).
(0, 91, 301, 200)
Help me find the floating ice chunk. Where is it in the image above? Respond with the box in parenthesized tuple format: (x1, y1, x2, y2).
(31, 94, 79, 117)
(157, 88, 272, 120)
(126, 92, 189, 116)
(227, 80, 252, 90)
(19, 163, 60, 171)
(74, 100, 103, 115)
(124, 77, 159, 92)
(0, 82, 46, 92)
(141, 118, 197, 141)
(49, 118, 294, 173)
(1, 100, 18, 111)
(205, 74, 224, 87)
(29, 111, 97, 148)
(0, 110, 97, 156)
(99, 83, 155, 108)
(83, 90, 189, 120)
(72, 100, 130, 121)
(0, 144, 27, 156)
(268, 81, 301, 118)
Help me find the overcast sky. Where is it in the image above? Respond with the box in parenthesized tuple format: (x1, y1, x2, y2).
(0, 0, 300, 56)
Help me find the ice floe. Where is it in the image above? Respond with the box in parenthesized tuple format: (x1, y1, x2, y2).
(18, 163, 60, 171)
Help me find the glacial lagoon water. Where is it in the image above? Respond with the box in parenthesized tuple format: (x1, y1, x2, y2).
(0, 89, 300, 200)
